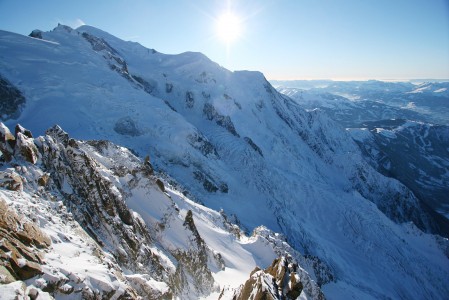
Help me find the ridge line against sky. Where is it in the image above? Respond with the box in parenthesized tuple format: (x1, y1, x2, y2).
(0, 0, 448, 80)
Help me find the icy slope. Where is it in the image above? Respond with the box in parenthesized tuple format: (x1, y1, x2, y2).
(0, 122, 323, 299)
(1, 25, 449, 299)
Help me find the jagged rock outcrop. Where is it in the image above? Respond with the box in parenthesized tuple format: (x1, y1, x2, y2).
(233, 256, 325, 300)
(187, 132, 219, 158)
(39, 125, 167, 278)
(0, 169, 23, 191)
(251, 226, 334, 288)
(0, 119, 16, 162)
(0, 198, 51, 282)
(244, 137, 263, 157)
(203, 102, 239, 137)
(172, 210, 215, 296)
(29, 29, 43, 39)
(193, 170, 228, 193)
(1, 123, 237, 299)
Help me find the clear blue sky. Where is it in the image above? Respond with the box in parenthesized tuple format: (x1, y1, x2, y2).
(1, 0, 448, 80)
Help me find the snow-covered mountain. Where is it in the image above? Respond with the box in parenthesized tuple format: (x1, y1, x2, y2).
(348, 120, 449, 219)
(274, 81, 449, 220)
(1, 25, 449, 299)
(273, 80, 449, 126)
(274, 87, 426, 128)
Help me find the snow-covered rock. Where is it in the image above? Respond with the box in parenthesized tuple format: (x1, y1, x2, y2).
(0, 123, 321, 299)
(233, 256, 324, 300)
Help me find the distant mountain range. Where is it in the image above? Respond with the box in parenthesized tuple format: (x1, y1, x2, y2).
(1, 25, 448, 299)
(272, 79, 449, 221)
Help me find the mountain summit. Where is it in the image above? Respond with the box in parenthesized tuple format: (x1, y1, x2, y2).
(1, 24, 448, 299)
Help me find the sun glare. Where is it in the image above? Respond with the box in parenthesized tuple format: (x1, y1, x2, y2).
(216, 12, 242, 44)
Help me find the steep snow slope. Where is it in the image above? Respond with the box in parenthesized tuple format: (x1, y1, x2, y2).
(276, 84, 449, 219)
(349, 120, 449, 218)
(1, 25, 449, 299)
(0, 122, 323, 299)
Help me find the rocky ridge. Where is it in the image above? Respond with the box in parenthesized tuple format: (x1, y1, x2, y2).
(233, 256, 325, 300)
(0, 122, 323, 299)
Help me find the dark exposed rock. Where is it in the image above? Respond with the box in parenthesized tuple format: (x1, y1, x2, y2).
(15, 124, 33, 139)
(0, 265, 16, 284)
(244, 136, 264, 157)
(143, 155, 154, 175)
(156, 178, 165, 192)
(186, 91, 195, 108)
(0, 123, 222, 298)
(166, 83, 173, 93)
(29, 29, 43, 39)
(187, 133, 219, 158)
(0, 170, 23, 191)
(82, 32, 117, 54)
(0, 122, 15, 162)
(114, 116, 143, 136)
(233, 256, 325, 300)
(164, 100, 177, 112)
(0, 198, 50, 281)
(0, 75, 26, 121)
(0, 123, 37, 164)
(193, 170, 224, 193)
(203, 103, 240, 137)
(233, 267, 277, 300)
(219, 183, 228, 193)
(14, 131, 38, 164)
(132, 74, 156, 94)
(183, 210, 204, 248)
(171, 210, 214, 296)
(82, 32, 134, 83)
(46, 125, 69, 146)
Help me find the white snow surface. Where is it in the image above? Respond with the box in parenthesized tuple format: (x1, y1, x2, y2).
(1, 25, 449, 299)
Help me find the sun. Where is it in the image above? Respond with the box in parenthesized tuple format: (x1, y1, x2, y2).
(216, 12, 242, 44)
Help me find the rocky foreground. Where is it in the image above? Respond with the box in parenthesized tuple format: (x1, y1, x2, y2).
(0, 122, 324, 299)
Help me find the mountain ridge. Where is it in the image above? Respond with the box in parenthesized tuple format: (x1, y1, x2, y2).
(1, 24, 449, 299)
